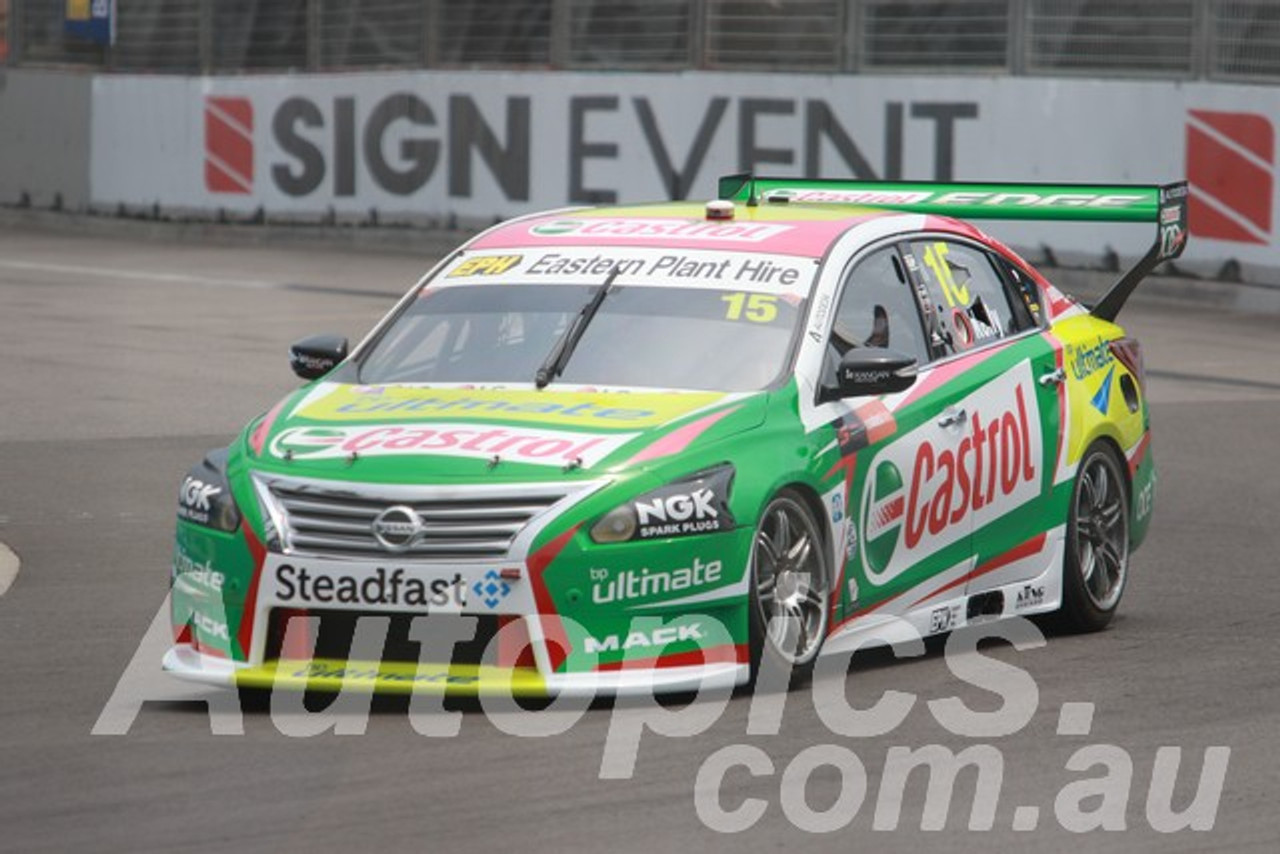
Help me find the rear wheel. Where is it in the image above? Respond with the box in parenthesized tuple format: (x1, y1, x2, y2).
(748, 490, 830, 686)
(1060, 442, 1130, 632)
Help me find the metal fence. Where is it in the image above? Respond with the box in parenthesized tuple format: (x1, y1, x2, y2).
(6, 0, 1280, 83)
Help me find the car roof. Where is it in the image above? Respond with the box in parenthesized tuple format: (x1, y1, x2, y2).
(467, 201, 921, 259)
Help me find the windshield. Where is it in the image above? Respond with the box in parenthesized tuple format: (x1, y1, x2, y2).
(357, 283, 805, 392)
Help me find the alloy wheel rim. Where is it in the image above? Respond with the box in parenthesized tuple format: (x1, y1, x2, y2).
(1074, 454, 1129, 611)
(753, 498, 828, 664)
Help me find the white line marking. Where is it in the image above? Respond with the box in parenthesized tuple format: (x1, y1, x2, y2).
(205, 99, 252, 139)
(0, 543, 19, 598)
(0, 258, 277, 289)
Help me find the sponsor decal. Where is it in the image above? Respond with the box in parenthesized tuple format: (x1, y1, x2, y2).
(583, 622, 705, 654)
(1066, 336, 1115, 380)
(191, 611, 230, 642)
(846, 576, 859, 604)
(1135, 476, 1155, 521)
(299, 385, 724, 430)
(173, 547, 225, 594)
(929, 603, 961, 634)
(177, 476, 222, 525)
(290, 661, 481, 685)
(446, 255, 523, 277)
(1090, 367, 1115, 415)
(829, 491, 844, 523)
(472, 569, 513, 609)
(274, 563, 468, 609)
(589, 558, 724, 605)
(204, 96, 254, 195)
(268, 423, 636, 468)
(632, 468, 735, 540)
(1185, 109, 1273, 245)
(859, 365, 1043, 584)
(1015, 584, 1045, 610)
(862, 460, 905, 576)
(529, 218, 792, 243)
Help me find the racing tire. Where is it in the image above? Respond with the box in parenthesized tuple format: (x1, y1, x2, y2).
(747, 489, 831, 688)
(1059, 441, 1130, 632)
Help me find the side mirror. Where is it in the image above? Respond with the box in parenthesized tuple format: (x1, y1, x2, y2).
(289, 334, 348, 380)
(822, 347, 918, 402)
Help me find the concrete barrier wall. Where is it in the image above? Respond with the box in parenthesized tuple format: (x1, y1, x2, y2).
(0, 69, 92, 209)
(3, 68, 1277, 278)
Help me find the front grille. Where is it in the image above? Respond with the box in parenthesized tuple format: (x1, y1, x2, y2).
(263, 478, 573, 560)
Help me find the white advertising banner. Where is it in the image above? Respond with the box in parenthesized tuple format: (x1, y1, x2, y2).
(89, 71, 1279, 269)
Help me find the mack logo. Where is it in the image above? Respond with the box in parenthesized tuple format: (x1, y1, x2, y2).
(583, 623, 704, 654)
(180, 476, 222, 512)
(859, 365, 1043, 585)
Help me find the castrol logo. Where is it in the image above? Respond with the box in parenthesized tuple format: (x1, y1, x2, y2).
(860, 362, 1043, 584)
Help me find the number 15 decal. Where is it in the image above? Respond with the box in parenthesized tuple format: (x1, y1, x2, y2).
(923, 242, 970, 308)
(721, 292, 779, 323)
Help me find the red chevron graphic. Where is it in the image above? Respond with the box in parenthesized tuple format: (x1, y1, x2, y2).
(1186, 110, 1273, 245)
(204, 96, 254, 195)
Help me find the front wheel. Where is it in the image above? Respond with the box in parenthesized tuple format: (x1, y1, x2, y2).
(748, 490, 830, 686)
(1059, 442, 1130, 632)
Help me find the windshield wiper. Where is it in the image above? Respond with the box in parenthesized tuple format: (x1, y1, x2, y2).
(534, 267, 621, 389)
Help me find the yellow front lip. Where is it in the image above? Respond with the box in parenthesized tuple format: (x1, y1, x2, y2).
(233, 658, 548, 697)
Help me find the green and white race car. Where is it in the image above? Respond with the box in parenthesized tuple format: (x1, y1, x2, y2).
(166, 175, 1185, 696)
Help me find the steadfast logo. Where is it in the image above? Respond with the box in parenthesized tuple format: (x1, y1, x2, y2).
(204, 97, 254, 195)
(859, 363, 1043, 585)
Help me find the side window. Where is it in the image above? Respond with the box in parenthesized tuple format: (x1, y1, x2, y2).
(994, 256, 1045, 328)
(823, 246, 930, 387)
(906, 239, 1035, 358)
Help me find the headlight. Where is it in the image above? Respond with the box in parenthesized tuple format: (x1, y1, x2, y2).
(589, 465, 735, 544)
(177, 449, 241, 533)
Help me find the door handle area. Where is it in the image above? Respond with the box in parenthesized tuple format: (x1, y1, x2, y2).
(937, 407, 968, 429)
(1039, 368, 1066, 387)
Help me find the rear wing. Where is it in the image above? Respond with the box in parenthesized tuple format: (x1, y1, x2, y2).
(717, 174, 1188, 321)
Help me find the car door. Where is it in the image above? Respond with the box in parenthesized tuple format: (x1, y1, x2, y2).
(818, 243, 975, 625)
(899, 236, 1063, 608)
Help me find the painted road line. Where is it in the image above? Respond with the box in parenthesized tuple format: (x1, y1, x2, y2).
(0, 542, 18, 598)
(0, 258, 277, 289)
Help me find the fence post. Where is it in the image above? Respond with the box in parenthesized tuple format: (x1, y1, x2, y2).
(549, 0, 569, 69)
(691, 0, 707, 69)
(422, 0, 439, 67)
(307, 0, 320, 71)
(1009, 0, 1026, 75)
(198, 0, 213, 73)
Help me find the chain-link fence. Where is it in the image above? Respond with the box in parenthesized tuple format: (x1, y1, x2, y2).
(5, 0, 1280, 82)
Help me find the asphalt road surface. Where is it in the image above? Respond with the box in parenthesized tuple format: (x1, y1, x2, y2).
(2, 222, 1278, 853)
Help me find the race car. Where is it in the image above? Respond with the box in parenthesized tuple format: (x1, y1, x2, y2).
(165, 174, 1186, 696)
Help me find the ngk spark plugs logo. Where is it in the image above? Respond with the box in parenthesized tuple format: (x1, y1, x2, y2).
(1186, 110, 1274, 245)
(204, 97, 254, 195)
(859, 362, 1043, 585)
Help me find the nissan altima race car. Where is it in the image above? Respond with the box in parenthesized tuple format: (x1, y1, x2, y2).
(166, 174, 1186, 697)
